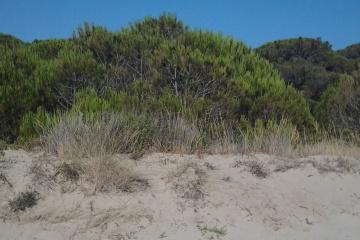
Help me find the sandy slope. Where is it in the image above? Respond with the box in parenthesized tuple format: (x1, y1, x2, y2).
(0, 150, 360, 240)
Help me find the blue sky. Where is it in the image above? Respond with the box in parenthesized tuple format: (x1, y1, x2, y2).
(0, 0, 359, 49)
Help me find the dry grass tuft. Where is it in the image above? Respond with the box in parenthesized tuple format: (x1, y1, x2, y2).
(153, 114, 202, 153)
(39, 111, 360, 158)
(207, 131, 240, 154)
(30, 153, 146, 194)
(77, 155, 137, 193)
(34, 114, 152, 194)
(42, 114, 148, 159)
(206, 119, 300, 156)
(300, 140, 360, 159)
(243, 119, 300, 157)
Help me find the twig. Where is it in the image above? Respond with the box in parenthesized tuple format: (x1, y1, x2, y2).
(0, 173, 13, 188)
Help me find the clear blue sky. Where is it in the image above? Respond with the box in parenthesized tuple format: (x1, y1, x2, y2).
(0, 0, 359, 49)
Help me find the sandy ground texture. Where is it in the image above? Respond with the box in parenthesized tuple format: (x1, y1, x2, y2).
(0, 150, 360, 240)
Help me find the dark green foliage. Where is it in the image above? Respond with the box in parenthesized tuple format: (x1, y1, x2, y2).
(7, 15, 360, 144)
(256, 38, 355, 102)
(9, 190, 39, 212)
(130, 13, 187, 39)
(315, 75, 360, 131)
(0, 33, 24, 48)
(19, 107, 55, 143)
(74, 23, 115, 63)
(0, 46, 43, 142)
(51, 46, 104, 108)
(338, 43, 360, 60)
(256, 38, 350, 71)
(101, 26, 313, 127)
(257, 38, 360, 132)
(30, 39, 69, 59)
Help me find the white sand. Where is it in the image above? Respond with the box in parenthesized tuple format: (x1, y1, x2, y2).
(1, 150, 360, 240)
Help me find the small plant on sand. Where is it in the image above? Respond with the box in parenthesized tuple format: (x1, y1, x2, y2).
(9, 190, 39, 212)
(129, 149, 145, 160)
(82, 155, 149, 193)
(55, 162, 82, 182)
(247, 160, 269, 178)
(204, 162, 216, 170)
(234, 159, 269, 178)
(335, 156, 358, 173)
(197, 225, 227, 239)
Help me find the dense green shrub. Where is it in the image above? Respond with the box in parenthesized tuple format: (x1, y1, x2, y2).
(338, 43, 360, 60)
(257, 38, 360, 132)
(0, 33, 24, 49)
(4, 15, 360, 144)
(315, 75, 360, 131)
(256, 38, 356, 102)
(0, 46, 45, 142)
(30, 39, 69, 59)
(19, 107, 55, 143)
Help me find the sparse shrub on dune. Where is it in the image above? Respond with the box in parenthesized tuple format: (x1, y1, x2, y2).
(83, 155, 134, 193)
(153, 113, 203, 153)
(55, 162, 82, 182)
(21, 94, 360, 158)
(42, 113, 154, 158)
(243, 119, 300, 156)
(23, 106, 152, 193)
(9, 190, 39, 212)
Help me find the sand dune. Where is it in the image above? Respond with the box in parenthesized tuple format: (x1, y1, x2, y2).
(1, 150, 360, 240)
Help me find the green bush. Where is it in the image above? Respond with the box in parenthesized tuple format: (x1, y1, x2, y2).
(0, 46, 45, 142)
(256, 38, 356, 102)
(315, 75, 360, 131)
(8, 15, 360, 144)
(19, 107, 57, 143)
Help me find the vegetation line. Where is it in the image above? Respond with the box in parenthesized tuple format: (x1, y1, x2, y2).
(0, 14, 359, 157)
